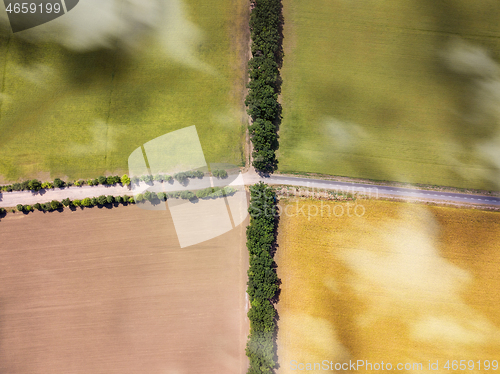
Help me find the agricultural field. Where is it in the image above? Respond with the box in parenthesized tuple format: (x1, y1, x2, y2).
(0, 0, 248, 183)
(276, 199, 500, 373)
(0, 204, 249, 374)
(279, 0, 500, 190)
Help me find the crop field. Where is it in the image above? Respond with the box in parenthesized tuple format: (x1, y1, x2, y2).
(0, 0, 248, 182)
(0, 204, 248, 374)
(276, 199, 500, 373)
(279, 0, 500, 190)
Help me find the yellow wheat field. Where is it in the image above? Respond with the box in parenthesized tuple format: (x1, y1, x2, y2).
(276, 199, 500, 373)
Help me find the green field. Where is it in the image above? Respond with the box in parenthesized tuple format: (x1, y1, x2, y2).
(279, 0, 500, 190)
(0, 0, 248, 182)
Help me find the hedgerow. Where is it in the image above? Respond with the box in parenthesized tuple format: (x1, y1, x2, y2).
(246, 182, 279, 374)
(245, 0, 283, 173)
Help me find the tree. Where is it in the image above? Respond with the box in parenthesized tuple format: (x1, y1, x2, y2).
(121, 174, 131, 186)
(174, 172, 188, 184)
(24, 205, 33, 212)
(91, 197, 98, 205)
(135, 193, 144, 202)
(34, 203, 42, 210)
(180, 190, 195, 200)
(115, 196, 123, 203)
(16, 204, 24, 212)
(50, 200, 61, 210)
(98, 175, 107, 185)
(53, 178, 65, 188)
(97, 195, 107, 205)
(28, 179, 42, 191)
(81, 198, 92, 207)
(106, 195, 114, 204)
(106, 176, 117, 185)
(62, 198, 71, 207)
(72, 199, 81, 207)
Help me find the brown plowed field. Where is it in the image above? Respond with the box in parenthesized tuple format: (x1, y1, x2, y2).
(0, 205, 248, 374)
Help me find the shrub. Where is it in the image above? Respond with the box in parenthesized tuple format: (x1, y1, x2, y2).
(213, 169, 228, 179)
(2, 185, 12, 192)
(98, 175, 107, 185)
(97, 195, 107, 205)
(223, 186, 237, 195)
(128, 196, 135, 203)
(180, 190, 195, 200)
(106, 195, 114, 204)
(34, 203, 42, 210)
(168, 191, 181, 199)
(143, 191, 151, 200)
(154, 174, 163, 182)
(121, 174, 131, 186)
(53, 178, 65, 188)
(12, 183, 22, 191)
(157, 192, 167, 201)
(195, 187, 213, 199)
(16, 204, 24, 212)
(28, 179, 42, 191)
(91, 197, 98, 205)
(62, 198, 71, 207)
(81, 198, 92, 207)
(24, 205, 33, 212)
(72, 199, 81, 207)
(50, 200, 61, 210)
(135, 193, 144, 202)
(131, 176, 140, 184)
(174, 172, 188, 184)
(43, 202, 53, 211)
(106, 176, 116, 185)
(114, 196, 123, 203)
(21, 180, 30, 190)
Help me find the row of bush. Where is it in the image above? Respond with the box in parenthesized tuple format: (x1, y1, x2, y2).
(0, 170, 229, 192)
(6, 186, 239, 216)
(245, 182, 280, 374)
(135, 186, 237, 203)
(245, 0, 283, 173)
(14, 195, 136, 213)
(1, 175, 129, 192)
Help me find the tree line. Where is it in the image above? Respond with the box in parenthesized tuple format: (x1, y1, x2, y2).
(245, 0, 283, 173)
(246, 182, 280, 374)
(1, 185, 238, 217)
(0, 169, 229, 193)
